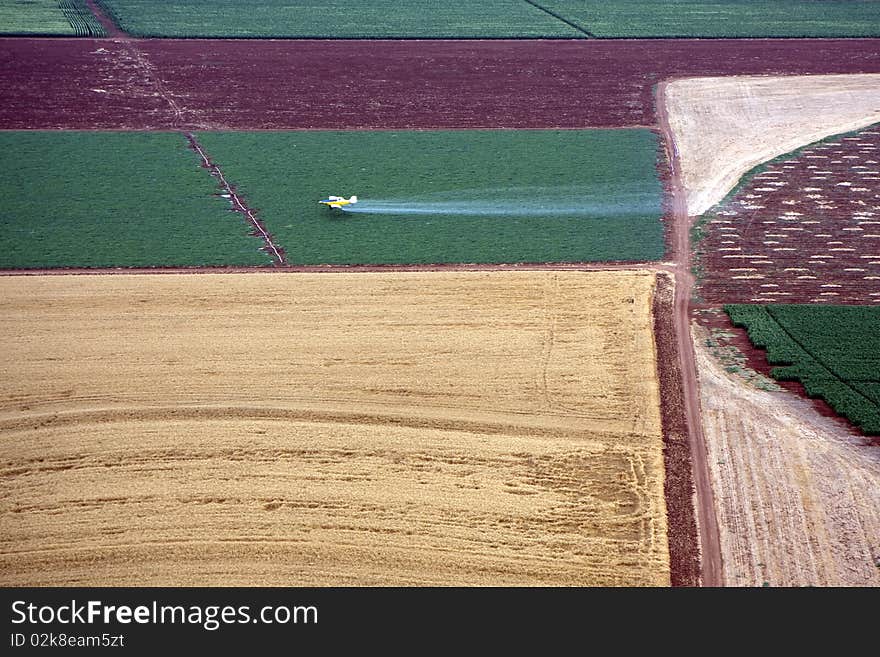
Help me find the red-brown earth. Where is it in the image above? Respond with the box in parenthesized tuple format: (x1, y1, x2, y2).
(696, 125, 880, 305)
(692, 124, 880, 441)
(2, 38, 880, 130)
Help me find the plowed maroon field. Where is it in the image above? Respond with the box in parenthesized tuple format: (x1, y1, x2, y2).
(697, 125, 880, 305)
(2, 38, 880, 130)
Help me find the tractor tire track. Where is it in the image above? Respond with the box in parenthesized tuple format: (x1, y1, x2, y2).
(184, 133, 286, 266)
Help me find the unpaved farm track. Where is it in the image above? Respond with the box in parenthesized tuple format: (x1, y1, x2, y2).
(2, 38, 880, 130)
(656, 82, 723, 587)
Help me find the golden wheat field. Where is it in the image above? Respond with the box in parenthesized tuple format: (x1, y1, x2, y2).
(0, 271, 669, 585)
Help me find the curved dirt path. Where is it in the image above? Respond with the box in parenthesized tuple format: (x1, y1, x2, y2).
(656, 81, 723, 587)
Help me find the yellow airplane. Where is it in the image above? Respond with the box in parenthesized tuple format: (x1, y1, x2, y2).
(318, 195, 358, 209)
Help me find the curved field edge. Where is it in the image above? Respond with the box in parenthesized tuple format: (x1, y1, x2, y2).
(691, 122, 880, 306)
(0, 271, 672, 586)
(664, 74, 880, 217)
(725, 304, 880, 435)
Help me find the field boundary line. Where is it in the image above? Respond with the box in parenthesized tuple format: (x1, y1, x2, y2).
(123, 42, 185, 126)
(652, 272, 700, 586)
(521, 1, 597, 38)
(0, 262, 673, 276)
(184, 133, 286, 266)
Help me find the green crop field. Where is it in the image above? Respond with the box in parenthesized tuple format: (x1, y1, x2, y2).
(0, 0, 105, 36)
(540, 1, 880, 37)
(94, 0, 583, 38)
(0, 132, 270, 268)
(726, 304, 880, 434)
(194, 129, 665, 265)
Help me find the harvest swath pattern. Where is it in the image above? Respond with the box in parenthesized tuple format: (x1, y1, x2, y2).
(94, 0, 582, 38)
(0, 272, 670, 586)
(696, 125, 880, 304)
(725, 304, 880, 435)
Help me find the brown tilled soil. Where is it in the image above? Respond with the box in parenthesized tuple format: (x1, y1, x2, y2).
(651, 273, 700, 587)
(0, 271, 671, 586)
(696, 124, 880, 305)
(2, 38, 880, 130)
(694, 331, 880, 587)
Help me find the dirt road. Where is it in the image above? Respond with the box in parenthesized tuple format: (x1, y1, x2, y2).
(656, 81, 724, 587)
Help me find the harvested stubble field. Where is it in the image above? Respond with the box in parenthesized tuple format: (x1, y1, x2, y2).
(0, 271, 670, 586)
(694, 334, 880, 587)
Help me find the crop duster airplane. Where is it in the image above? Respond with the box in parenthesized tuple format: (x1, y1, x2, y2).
(319, 195, 357, 209)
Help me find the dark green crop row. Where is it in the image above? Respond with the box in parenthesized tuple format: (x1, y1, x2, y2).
(725, 304, 880, 435)
(0, 0, 104, 36)
(59, 0, 106, 37)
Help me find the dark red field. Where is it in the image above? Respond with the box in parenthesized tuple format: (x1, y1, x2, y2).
(696, 125, 880, 305)
(2, 38, 880, 130)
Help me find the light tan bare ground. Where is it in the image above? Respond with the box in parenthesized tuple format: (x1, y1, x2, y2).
(694, 328, 880, 587)
(664, 74, 880, 216)
(0, 272, 669, 586)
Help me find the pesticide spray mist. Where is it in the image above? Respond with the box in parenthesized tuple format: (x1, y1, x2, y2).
(339, 184, 659, 218)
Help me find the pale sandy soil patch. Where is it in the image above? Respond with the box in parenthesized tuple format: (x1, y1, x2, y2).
(664, 74, 880, 216)
(694, 327, 880, 586)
